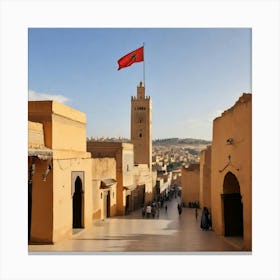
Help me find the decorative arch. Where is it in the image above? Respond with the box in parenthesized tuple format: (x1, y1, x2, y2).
(222, 172, 243, 236)
(71, 171, 84, 196)
(223, 172, 240, 194)
(106, 190, 111, 218)
(72, 176, 84, 228)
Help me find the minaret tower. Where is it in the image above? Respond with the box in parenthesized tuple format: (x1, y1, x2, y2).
(131, 82, 152, 170)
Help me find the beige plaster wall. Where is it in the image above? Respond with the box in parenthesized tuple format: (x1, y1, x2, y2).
(51, 150, 92, 243)
(122, 144, 134, 188)
(211, 93, 252, 250)
(133, 164, 154, 202)
(28, 121, 45, 148)
(91, 158, 117, 220)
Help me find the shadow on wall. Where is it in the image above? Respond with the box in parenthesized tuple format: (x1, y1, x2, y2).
(145, 191, 155, 203)
(92, 204, 117, 221)
(110, 204, 117, 217)
(92, 209, 101, 220)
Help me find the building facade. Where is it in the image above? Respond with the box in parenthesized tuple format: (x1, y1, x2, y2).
(211, 93, 252, 250)
(87, 142, 134, 215)
(28, 101, 92, 244)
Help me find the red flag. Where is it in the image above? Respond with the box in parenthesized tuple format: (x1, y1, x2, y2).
(117, 46, 144, 70)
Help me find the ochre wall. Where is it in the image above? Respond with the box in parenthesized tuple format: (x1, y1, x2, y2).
(52, 114, 86, 151)
(199, 146, 212, 209)
(211, 94, 252, 250)
(28, 101, 53, 148)
(131, 83, 152, 170)
(28, 101, 87, 151)
(29, 157, 53, 243)
(181, 164, 200, 206)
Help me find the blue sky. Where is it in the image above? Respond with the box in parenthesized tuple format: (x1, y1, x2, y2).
(28, 28, 251, 140)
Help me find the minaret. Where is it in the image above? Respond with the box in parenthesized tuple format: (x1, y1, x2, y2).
(131, 82, 152, 170)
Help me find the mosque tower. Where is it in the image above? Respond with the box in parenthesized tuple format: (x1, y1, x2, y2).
(131, 82, 152, 170)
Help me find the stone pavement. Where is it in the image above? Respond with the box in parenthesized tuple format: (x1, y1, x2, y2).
(29, 197, 245, 253)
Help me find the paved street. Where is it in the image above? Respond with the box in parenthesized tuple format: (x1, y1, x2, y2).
(29, 197, 244, 253)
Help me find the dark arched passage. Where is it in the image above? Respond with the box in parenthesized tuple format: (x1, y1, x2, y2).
(28, 180, 32, 241)
(222, 172, 243, 236)
(73, 176, 83, 228)
(106, 191, 110, 218)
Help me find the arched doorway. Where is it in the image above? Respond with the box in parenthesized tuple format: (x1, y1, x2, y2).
(73, 176, 83, 228)
(142, 185, 146, 205)
(28, 180, 32, 241)
(125, 195, 130, 214)
(222, 172, 243, 236)
(106, 191, 110, 218)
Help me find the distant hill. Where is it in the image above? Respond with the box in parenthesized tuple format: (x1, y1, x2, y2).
(87, 137, 212, 146)
(153, 138, 211, 146)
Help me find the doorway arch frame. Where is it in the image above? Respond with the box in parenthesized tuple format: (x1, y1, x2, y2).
(72, 171, 85, 228)
(221, 171, 243, 236)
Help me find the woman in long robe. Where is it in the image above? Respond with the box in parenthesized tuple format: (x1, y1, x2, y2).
(200, 207, 210, 230)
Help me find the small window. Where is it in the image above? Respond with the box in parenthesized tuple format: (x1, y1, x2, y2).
(139, 133, 142, 138)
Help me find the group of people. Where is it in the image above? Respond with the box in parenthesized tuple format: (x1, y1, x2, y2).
(141, 197, 213, 232)
(142, 196, 212, 231)
(141, 191, 184, 218)
(142, 201, 160, 218)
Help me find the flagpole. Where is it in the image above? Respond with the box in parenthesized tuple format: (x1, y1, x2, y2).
(143, 42, 145, 87)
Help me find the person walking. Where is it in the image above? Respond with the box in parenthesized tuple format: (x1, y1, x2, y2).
(208, 211, 212, 230)
(200, 207, 210, 230)
(142, 206, 146, 218)
(177, 203, 182, 215)
(195, 207, 198, 221)
(151, 206, 156, 218)
(146, 205, 152, 218)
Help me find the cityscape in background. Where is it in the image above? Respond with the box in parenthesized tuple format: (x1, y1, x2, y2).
(88, 136, 211, 171)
